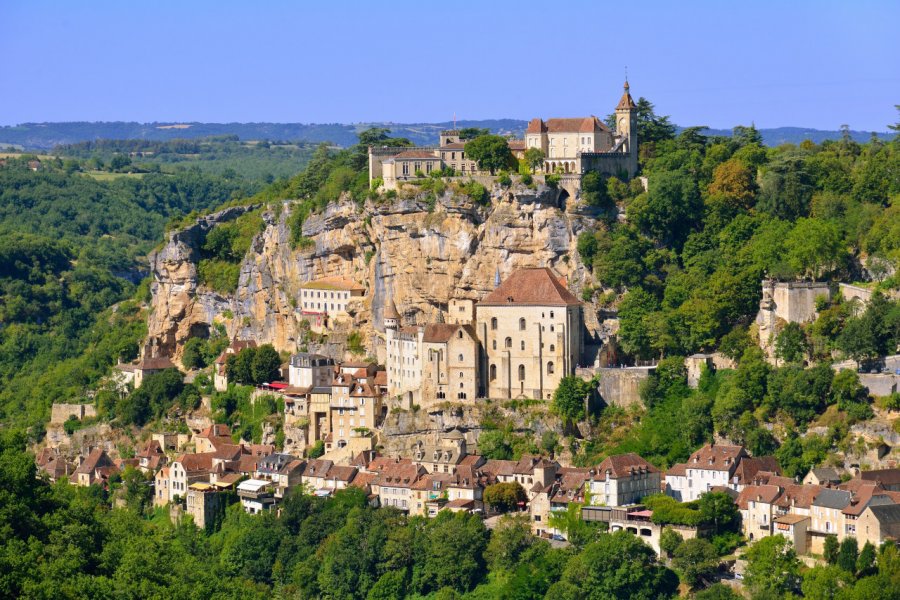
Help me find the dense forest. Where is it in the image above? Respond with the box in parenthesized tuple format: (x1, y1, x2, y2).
(0, 156, 256, 431)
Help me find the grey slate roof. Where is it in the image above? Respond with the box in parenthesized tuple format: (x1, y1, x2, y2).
(868, 503, 900, 525)
(813, 488, 852, 509)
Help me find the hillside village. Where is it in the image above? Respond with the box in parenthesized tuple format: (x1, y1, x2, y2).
(16, 81, 900, 596)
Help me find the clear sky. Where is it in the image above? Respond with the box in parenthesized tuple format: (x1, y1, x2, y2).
(1, 0, 898, 131)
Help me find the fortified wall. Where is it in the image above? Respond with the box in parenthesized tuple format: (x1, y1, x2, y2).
(756, 279, 832, 357)
(50, 403, 97, 425)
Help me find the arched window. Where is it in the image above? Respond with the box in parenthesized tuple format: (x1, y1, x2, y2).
(489, 364, 497, 381)
(520, 340, 525, 351)
(519, 318, 526, 331)
(505, 337, 512, 348)
(518, 365, 526, 381)
(459, 382, 464, 388)
(492, 340, 497, 350)
(547, 362, 555, 374)
(550, 311, 554, 319)
(549, 344, 555, 352)
(490, 317, 498, 330)
(550, 325, 555, 332)
(459, 372, 464, 379)
(458, 330, 463, 339)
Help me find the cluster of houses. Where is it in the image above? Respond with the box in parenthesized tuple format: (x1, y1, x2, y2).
(37, 426, 900, 553)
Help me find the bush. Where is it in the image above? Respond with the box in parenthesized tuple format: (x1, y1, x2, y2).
(546, 174, 560, 188)
(308, 439, 325, 458)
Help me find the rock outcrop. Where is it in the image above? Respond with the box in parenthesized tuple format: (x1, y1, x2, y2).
(147, 184, 600, 361)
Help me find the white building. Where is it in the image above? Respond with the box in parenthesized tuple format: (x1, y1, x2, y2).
(665, 444, 747, 502)
(288, 353, 335, 389)
(299, 277, 365, 316)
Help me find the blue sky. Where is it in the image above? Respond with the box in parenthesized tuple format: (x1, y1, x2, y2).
(1, 0, 898, 130)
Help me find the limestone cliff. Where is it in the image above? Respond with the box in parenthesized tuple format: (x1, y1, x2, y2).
(147, 183, 601, 362)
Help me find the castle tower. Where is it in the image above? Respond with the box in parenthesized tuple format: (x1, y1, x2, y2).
(615, 80, 637, 154)
(384, 298, 400, 332)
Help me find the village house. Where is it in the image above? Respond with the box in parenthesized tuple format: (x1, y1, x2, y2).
(371, 459, 426, 512)
(587, 453, 661, 507)
(803, 467, 844, 486)
(71, 448, 118, 487)
(194, 424, 234, 453)
(411, 429, 471, 475)
(665, 444, 748, 502)
(857, 504, 900, 548)
(298, 277, 366, 332)
(36, 447, 74, 482)
(185, 481, 234, 531)
(476, 268, 583, 401)
(288, 353, 335, 389)
(237, 479, 277, 514)
(136, 439, 167, 474)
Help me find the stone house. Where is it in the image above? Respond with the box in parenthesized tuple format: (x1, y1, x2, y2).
(421, 323, 480, 403)
(213, 340, 257, 392)
(71, 448, 118, 487)
(587, 453, 660, 507)
(370, 459, 426, 512)
(857, 504, 900, 548)
(476, 268, 583, 400)
(665, 444, 748, 502)
(185, 482, 229, 531)
(288, 353, 335, 389)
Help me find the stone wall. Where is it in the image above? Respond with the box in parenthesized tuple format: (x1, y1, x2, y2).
(50, 403, 97, 425)
(594, 366, 654, 408)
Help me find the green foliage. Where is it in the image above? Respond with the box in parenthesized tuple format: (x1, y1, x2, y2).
(551, 376, 592, 422)
(482, 482, 526, 513)
(524, 147, 545, 172)
(825, 534, 840, 564)
(308, 439, 325, 458)
(775, 322, 809, 364)
(837, 536, 859, 574)
(581, 172, 615, 213)
(225, 344, 281, 386)
(744, 534, 802, 598)
(672, 537, 719, 588)
(659, 527, 683, 558)
(347, 331, 365, 355)
(117, 368, 192, 426)
(463, 135, 515, 174)
(547, 530, 678, 599)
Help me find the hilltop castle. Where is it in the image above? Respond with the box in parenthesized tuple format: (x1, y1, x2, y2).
(368, 82, 639, 189)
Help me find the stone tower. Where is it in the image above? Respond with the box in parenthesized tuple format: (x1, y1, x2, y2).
(615, 80, 638, 155)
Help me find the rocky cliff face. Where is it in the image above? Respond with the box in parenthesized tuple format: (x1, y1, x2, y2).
(147, 184, 600, 362)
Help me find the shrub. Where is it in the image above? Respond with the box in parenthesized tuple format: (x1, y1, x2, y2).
(546, 174, 560, 188)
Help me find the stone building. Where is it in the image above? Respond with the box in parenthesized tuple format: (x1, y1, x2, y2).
(299, 276, 365, 317)
(476, 268, 583, 400)
(526, 81, 638, 177)
(370, 130, 481, 190)
(421, 322, 480, 403)
(384, 299, 424, 406)
(288, 353, 335, 389)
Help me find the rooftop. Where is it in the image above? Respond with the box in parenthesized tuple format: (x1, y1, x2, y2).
(479, 268, 581, 307)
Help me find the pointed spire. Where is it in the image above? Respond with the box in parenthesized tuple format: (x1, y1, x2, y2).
(616, 80, 636, 111)
(384, 298, 400, 320)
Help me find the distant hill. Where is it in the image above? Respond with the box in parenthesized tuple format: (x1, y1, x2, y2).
(0, 120, 893, 150)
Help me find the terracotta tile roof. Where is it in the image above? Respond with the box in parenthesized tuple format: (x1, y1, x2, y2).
(366, 456, 410, 473)
(212, 444, 244, 461)
(839, 479, 884, 494)
(372, 462, 425, 487)
(136, 356, 176, 371)
(458, 455, 484, 468)
(325, 465, 358, 483)
(775, 514, 809, 525)
(736, 484, 782, 510)
(479, 268, 580, 307)
(687, 444, 747, 471)
(198, 424, 232, 439)
(74, 448, 115, 475)
(842, 482, 890, 516)
(526, 118, 547, 134)
(350, 382, 379, 398)
(507, 140, 526, 150)
(445, 498, 477, 510)
(174, 453, 215, 473)
(304, 459, 334, 478)
(350, 471, 375, 491)
(526, 116, 611, 135)
(137, 440, 163, 458)
(733, 456, 782, 484)
(422, 323, 477, 344)
(666, 463, 687, 477)
(775, 484, 822, 510)
(595, 453, 659, 479)
(482, 459, 517, 477)
(860, 469, 900, 487)
(441, 142, 467, 149)
(374, 371, 387, 387)
(751, 472, 794, 488)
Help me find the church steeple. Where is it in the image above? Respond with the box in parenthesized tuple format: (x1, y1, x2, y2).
(616, 80, 636, 111)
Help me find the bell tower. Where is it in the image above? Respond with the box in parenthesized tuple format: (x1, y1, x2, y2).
(615, 80, 637, 153)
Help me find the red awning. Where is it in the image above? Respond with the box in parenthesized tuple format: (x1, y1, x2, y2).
(265, 382, 289, 390)
(628, 510, 653, 518)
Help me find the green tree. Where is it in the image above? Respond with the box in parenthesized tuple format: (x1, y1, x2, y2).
(837, 537, 859, 574)
(857, 541, 877, 577)
(251, 344, 282, 384)
(627, 170, 702, 250)
(672, 537, 719, 588)
(784, 218, 844, 279)
(416, 511, 488, 595)
(744, 535, 802, 598)
(800, 565, 854, 600)
(552, 376, 592, 423)
(775, 322, 809, 364)
(581, 172, 615, 213)
(484, 514, 534, 571)
(524, 147, 545, 172)
(697, 490, 740, 534)
(547, 530, 678, 599)
(483, 482, 527, 513)
(463, 135, 515, 175)
(181, 337, 208, 370)
(824, 534, 840, 564)
(694, 583, 743, 600)
(659, 527, 684, 559)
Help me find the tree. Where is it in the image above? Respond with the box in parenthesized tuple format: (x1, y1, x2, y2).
(541, 430, 559, 457)
(627, 170, 702, 250)
(416, 511, 488, 595)
(181, 337, 208, 370)
(547, 530, 679, 599)
(857, 541, 877, 577)
(784, 218, 844, 279)
(634, 97, 676, 145)
(463, 135, 514, 175)
(837, 537, 859, 574)
(694, 583, 743, 600)
(697, 491, 740, 534)
(552, 376, 592, 423)
(659, 527, 683, 558)
(672, 537, 719, 588)
(483, 482, 527, 514)
(800, 565, 854, 600)
(824, 534, 840, 564)
(581, 172, 615, 213)
(707, 157, 757, 210)
(524, 147, 545, 172)
(831, 369, 873, 422)
(775, 322, 809, 364)
(744, 535, 802, 598)
(367, 570, 406, 600)
(251, 344, 281, 384)
(458, 127, 489, 140)
(484, 514, 534, 571)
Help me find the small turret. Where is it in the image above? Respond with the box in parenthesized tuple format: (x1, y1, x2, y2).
(615, 80, 638, 154)
(384, 298, 400, 332)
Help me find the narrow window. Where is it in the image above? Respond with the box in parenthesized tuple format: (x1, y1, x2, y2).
(518, 365, 525, 381)
(519, 318, 526, 331)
